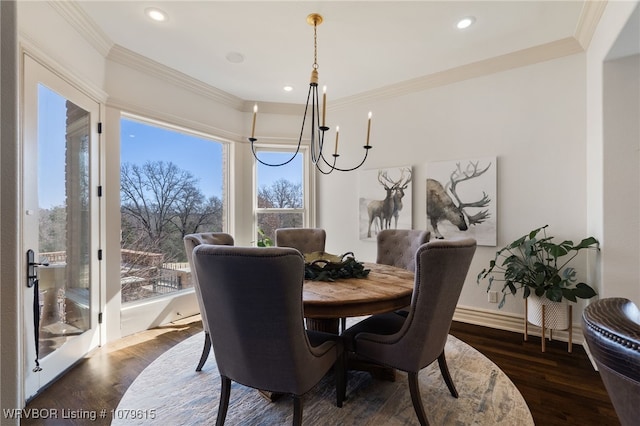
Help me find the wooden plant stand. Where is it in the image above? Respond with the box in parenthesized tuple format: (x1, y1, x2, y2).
(524, 298, 572, 353)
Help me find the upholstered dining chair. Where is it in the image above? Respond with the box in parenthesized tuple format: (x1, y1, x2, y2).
(582, 298, 640, 426)
(341, 238, 477, 426)
(192, 245, 346, 426)
(275, 227, 326, 254)
(376, 229, 431, 273)
(183, 232, 234, 372)
(376, 229, 431, 319)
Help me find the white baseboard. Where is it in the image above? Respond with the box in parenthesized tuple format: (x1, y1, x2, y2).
(453, 304, 586, 346)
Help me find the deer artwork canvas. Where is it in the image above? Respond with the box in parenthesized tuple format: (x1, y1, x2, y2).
(358, 166, 413, 241)
(426, 157, 497, 246)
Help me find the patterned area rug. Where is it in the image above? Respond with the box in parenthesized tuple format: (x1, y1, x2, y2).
(114, 330, 533, 425)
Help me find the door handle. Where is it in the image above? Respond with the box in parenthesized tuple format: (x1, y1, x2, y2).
(26, 249, 49, 372)
(26, 249, 49, 288)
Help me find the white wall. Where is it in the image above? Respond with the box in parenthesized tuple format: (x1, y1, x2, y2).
(602, 54, 640, 302)
(587, 1, 640, 306)
(319, 53, 589, 323)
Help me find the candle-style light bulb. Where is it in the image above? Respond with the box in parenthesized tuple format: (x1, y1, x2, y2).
(322, 86, 327, 127)
(334, 126, 340, 155)
(251, 104, 258, 139)
(366, 111, 372, 147)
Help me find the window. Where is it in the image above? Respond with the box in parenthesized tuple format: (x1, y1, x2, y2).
(254, 147, 311, 244)
(119, 116, 227, 303)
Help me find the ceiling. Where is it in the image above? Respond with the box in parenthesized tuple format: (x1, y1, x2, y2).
(74, 1, 590, 104)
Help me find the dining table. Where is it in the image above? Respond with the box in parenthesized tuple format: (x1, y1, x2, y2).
(303, 262, 415, 334)
(260, 262, 415, 401)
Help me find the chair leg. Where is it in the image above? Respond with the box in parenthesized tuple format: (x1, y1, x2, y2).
(196, 332, 212, 372)
(216, 375, 231, 426)
(335, 350, 346, 407)
(408, 372, 430, 426)
(340, 317, 346, 333)
(437, 350, 458, 398)
(292, 395, 303, 426)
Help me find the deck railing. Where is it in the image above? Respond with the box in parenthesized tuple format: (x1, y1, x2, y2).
(41, 250, 194, 303)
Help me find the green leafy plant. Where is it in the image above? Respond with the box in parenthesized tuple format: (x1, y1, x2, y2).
(256, 228, 273, 247)
(477, 225, 599, 308)
(304, 252, 370, 282)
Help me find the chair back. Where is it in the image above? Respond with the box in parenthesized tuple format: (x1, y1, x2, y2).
(376, 229, 430, 272)
(582, 298, 640, 426)
(192, 245, 337, 395)
(275, 228, 326, 254)
(184, 233, 234, 331)
(368, 238, 476, 372)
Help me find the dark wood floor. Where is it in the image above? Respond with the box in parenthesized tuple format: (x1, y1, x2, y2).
(23, 317, 618, 425)
(450, 321, 618, 426)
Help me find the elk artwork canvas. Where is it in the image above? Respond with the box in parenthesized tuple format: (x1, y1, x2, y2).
(426, 157, 497, 246)
(358, 166, 413, 241)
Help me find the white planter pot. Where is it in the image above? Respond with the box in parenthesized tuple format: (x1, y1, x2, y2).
(526, 294, 571, 331)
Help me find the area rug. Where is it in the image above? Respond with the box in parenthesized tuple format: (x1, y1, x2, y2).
(114, 331, 533, 425)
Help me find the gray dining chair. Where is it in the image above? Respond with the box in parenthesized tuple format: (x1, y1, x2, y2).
(376, 229, 431, 318)
(342, 238, 477, 426)
(275, 227, 326, 254)
(582, 297, 640, 426)
(192, 244, 345, 426)
(376, 229, 431, 273)
(183, 232, 234, 371)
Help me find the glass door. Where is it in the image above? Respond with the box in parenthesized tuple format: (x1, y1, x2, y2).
(22, 54, 101, 400)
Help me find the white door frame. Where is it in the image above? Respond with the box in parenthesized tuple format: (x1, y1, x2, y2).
(21, 52, 103, 401)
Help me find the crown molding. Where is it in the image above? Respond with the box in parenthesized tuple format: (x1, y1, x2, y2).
(240, 100, 303, 115)
(574, 0, 608, 50)
(332, 37, 585, 109)
(19, 34, 108, 103)
(107, 45, 245, 110)
(48, 0, 112, 57)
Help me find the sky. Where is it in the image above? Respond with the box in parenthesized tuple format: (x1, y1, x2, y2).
(38, 85, 68, 208)
(121, 118, 223, 199)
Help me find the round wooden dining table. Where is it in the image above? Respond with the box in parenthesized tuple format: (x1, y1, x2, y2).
(303, 262, 415, 334)
(262, 262, 415, 400)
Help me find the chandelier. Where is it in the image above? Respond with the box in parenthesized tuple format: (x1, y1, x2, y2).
(248, 13, 372, 174)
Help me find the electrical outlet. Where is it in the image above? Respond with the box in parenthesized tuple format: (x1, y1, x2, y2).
(488, 291, 498, 303)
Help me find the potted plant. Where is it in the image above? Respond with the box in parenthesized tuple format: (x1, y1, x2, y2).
(477, 225, 599, 351)
(256, 228, 274, 247)
(477, 225, 599, 308)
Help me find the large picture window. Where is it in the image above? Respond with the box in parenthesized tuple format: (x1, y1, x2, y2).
(255, 148, 310, 244)
(119, 116, 227, 303)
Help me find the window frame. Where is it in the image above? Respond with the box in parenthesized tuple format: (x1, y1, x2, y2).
(120, 113, 232, 243)
(118, 112, 231, 335)
(253, 143, 315, 242)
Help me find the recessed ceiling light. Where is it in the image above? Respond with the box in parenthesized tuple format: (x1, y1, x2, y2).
(283, 86, 293, 92)
(456, 16, 475, 30)
(145, 8, 167, 22)
(225, 52, 245, 63)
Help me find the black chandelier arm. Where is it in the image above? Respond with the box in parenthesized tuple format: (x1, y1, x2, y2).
(314, 153, 339, 175)
(248, 83, 316, 167)
(249, 137, 302, 167)
(315, 145, 372, 174)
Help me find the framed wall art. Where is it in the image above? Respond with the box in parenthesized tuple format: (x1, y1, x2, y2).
(358, 166, 413, 241)
(426, 157, 497, 246)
